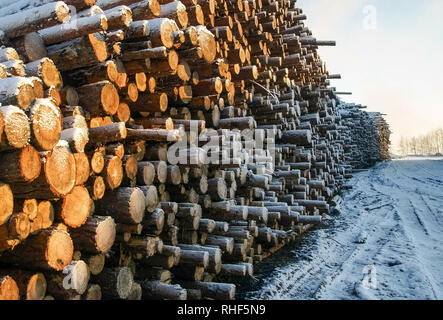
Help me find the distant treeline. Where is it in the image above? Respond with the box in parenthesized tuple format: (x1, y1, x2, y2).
(398, 128, 443, 155)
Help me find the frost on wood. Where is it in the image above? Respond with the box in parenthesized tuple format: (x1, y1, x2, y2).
(0, 1, 70, 38)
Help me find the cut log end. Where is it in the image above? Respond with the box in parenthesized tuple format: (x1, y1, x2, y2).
(0, 183, 13, 225)
(45, 144, 76, 197)
(0, 276, 20, 300)
(0, 106, 31, 149)
(59, 186, 91, 228)
(30, 99, 62, 151)
(26, 273, 47, 300)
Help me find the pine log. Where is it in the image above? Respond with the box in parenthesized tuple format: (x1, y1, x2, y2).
(69, 216, 116, 254)
(10, 32, 47, 63)
(82, 283, 102, 300)
(0, 276, 20, 300)
(136, 161, 156, 185)
(0, 47, 20, 62)
(141, 280, 186, 300)
(129, 0, 161, 21)
(0, 228, 73, 271)
(47, 33, 108, 71)
(25, 58, 63, 89)
(73, 152, 90, 185)
(10, 142, 76, 199)
(205, 235, 234, 254)
(0, 1, 70, 39)
(0, 145, 41, 184)
(138, 185, 159, 213)
(160, 1, 188, 29)
(129, 92, 168, 113)
(180, 281, 235, 300)
(95, 187, 146, 224)
(126, 281, 142, 300)
(30, 200, 54, 232)
(0, 270, 46, 300)
(82, 253, 105, 275)
(39, 13, 109, 45)
(45, 260, 90, 299)
(0, 77, 35, 112)
(177, 244, 221, 274)
(102, 155, 123, 190)
(92, 267, 133, 299)
(86, 175, 106, 200)
(54, 185, 92, 228)
(7, 212, 31, 240)
(14, 198, 38, 220)
(29, 98, 62, 151)
(281, 129, 312, 145)
(77, 81, 119, 116)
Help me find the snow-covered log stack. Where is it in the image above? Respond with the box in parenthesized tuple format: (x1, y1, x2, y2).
(0, 0, 389, 300)
(338, 103, 391, 169)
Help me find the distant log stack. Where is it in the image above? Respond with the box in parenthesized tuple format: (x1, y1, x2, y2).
(0, 0, 389, 300)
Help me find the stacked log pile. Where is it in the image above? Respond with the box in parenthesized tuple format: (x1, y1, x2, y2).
(338, 102, 391, 169)
(0, 0, 389, 300)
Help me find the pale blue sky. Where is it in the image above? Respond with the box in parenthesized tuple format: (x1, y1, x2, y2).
(299, 0, 443, 151)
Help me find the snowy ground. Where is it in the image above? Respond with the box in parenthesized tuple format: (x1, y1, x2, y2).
(242, 159, 443, 300)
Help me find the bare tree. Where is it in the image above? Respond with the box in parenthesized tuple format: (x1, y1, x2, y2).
(398, 128, 443, 155)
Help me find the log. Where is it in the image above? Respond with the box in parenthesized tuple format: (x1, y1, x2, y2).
(102, 155, 123, 190)
(11, 142, 76, 199)
(0, 145, 41, 184)
(29, 98, 62, 151)
(0, 1, 70, 39)
(83, 283, 102, 300)
(73, 152, 90, 185)
(95, 187, 146, 224)
(88, 122, 127, 145)
(47, 33, 108, 71)
(45, 260, 90, 299)
(177, 249, 208, 268)
(0, 228, 73, 271)
(86, 175, 106, 200)
(281, 129, 312, 145)
(129, 92, 168, 113)
(82, 253, 105, 275)
(30, 200, 54, 232)
(7, 212, 31, 240)
(54, 185, 92, 228)
(69, 216, 116, 254)
(177, 244, 221, 274)
(0, 106, 31, 150)
(127, 281, 142, 300)
(77, 81, 119, 116)
(0, 270, 46, 300)
(141, 280, 186, 300)
(180, 281, 235, 300)
(92, 267, 133, 299)
(129, 0, 161, 21)
(14, 198, 38, 220)
(0, 276, 20, 300)
(25, 58, 63, 89)
(205, 235, 234, 254)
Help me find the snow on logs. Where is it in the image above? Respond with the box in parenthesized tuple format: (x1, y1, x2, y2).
(0, 0, 390, 301)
